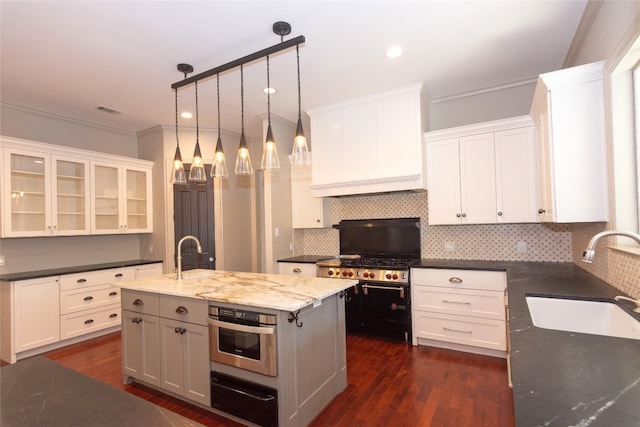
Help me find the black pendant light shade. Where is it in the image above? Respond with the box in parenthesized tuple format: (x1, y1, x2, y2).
(235, 64, 253, 175)
(291, 44, 310, 166)
(171, 87, 187, 184)
(211, 73, 228, 178)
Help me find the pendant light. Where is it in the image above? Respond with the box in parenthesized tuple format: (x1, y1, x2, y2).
(291, 44, 310, 166)
(211, 73, 228, 178)
(235, 64, 253, 175)
(171, 87, 187, 184)
(261, 55, 280, 170)
(188, 81, 207, 182)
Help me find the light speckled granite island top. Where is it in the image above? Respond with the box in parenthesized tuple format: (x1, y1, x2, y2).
(112, 269, 357, 311)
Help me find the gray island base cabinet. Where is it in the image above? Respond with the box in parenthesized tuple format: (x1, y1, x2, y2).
(117, 270, 354, 427)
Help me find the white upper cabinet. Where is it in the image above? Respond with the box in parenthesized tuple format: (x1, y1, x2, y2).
(425, 116, 538, 225)
(91, 161, 152, 234)
(291, 162, 331, 229)
(2, 143, 91, 237)
(308, 84, 428, 197)
(529, 61, 608, 223)
(0, 136, 152, 237)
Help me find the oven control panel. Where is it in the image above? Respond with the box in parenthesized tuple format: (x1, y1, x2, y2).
(316, 267, 409, 284)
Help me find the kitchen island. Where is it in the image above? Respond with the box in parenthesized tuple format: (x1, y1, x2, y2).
(113, 269, 357, 427)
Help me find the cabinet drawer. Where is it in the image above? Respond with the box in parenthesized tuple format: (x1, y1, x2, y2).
(60, 284, 120, 314)
(414, 311, 506, 351)
(277, 262, 317, 277)
(159, 295, 207, 325)
(60, 267, 134, 291)
(411, 268, 506, 292)
(121, 289, 159, 316)
(60, 303, 121, 340)
(413, 286, 505, 320)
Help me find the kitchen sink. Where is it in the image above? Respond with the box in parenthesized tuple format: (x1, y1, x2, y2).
(525, 295, 640, 340)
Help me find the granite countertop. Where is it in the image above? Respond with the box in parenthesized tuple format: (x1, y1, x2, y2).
(114, 269, 357, 312)
(1, 356, 203, 427)
(0, 259, 162, 282)
(277, 255, 335, 263)
(412, 259, 640, 427)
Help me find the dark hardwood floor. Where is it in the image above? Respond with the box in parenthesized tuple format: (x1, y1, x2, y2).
(42, 332, 514, 426)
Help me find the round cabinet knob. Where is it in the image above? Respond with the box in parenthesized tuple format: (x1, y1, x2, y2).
(497, 211, 503, 216)
(456, 213, 461, 218)
(461, 213, 467, 218)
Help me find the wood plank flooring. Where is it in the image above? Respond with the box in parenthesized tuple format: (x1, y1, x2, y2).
(42, 332, 514, 426)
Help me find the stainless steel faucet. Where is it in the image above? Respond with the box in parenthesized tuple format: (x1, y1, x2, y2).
(582, 229, 640, 312)
(176, 235, 203, 279)
(581, 230, 640, 263)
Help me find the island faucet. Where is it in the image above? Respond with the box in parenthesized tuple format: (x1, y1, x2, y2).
(581, 230, 640, 263)
(176, 235, 203, 279)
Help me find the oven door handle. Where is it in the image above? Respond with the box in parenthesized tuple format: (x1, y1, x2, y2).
(208, 318, 275, 335)
(361, 284, 405, 299)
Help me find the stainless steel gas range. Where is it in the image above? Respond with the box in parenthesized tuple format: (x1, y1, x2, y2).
(316, 218, 421, 342)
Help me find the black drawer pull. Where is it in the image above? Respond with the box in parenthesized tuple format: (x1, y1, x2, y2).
(109, 291, 118, 296)
(84, 319, 94, 325)
(293, 267, 302, 273)
(83, 296, 94, 302)
(109, 313, 118, 319)
(76, 278, 87, 284)
(175, 306, 189, 314)
(114, 273, 123, 278)
(131, 317, 141, 324)
(132, 299, 143, 306)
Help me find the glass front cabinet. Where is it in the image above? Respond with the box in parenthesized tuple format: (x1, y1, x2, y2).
(91, 161, 152, 234)
(1, 137, 153, 238)
(2, 147, 90, 237)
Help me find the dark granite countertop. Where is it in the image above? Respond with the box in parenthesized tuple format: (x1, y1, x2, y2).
(0, 259, 162, 282)
(412, 260, 640, 427)
(1, 356, 202, 427)
(277, 255, 334, 264)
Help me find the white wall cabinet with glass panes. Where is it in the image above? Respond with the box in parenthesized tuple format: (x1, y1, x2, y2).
(0, 136, 153, 238)
(91, 161, 152, 234)
(1, 145, 90, 237)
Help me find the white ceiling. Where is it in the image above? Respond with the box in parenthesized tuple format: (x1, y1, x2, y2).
(0, 1, 587, 139)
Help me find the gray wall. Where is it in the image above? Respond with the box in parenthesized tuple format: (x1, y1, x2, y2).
(0, 104, 143, 274)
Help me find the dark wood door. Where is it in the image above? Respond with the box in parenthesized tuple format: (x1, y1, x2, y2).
(173, 164, 215, 271)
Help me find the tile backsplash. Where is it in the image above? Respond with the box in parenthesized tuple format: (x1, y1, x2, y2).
(294, 192, 572, 262)
(572, 223, 640, 299)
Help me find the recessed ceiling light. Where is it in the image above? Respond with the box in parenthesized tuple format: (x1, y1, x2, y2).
(264, 87, 277, 95)
(386, 46, 403, 58)
(181, 112, 193, 119)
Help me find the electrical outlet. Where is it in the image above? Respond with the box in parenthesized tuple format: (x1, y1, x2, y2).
(0, 255, 5, 267)
(444, 241, 456, 252)
(517, 241, 528, 254)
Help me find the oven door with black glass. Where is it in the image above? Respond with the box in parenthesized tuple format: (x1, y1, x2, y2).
(208, 306, 277, 377)
(360, 281, 411, 342)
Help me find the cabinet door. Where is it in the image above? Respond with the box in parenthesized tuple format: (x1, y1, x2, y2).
(427, 139, 462, 225)
(122, 310, 161, 386)
(291, 165, 330, 228)
(2, 148, 52, 236)
(378, 94, 422, 179)
(52, 155, 90, 235)
(14, 277, 60, 352)
(182, 322, 210, 406)
(91, 162, 122, 233)
(459, 133, 496, 224)
(134, 263, 163, 278)
(534, 105, 555, 222)
(124, 166, 152, 233)
(311, 112, 345, 187)
(160, 317, 185, 395)
(494, 127, 538, 223)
